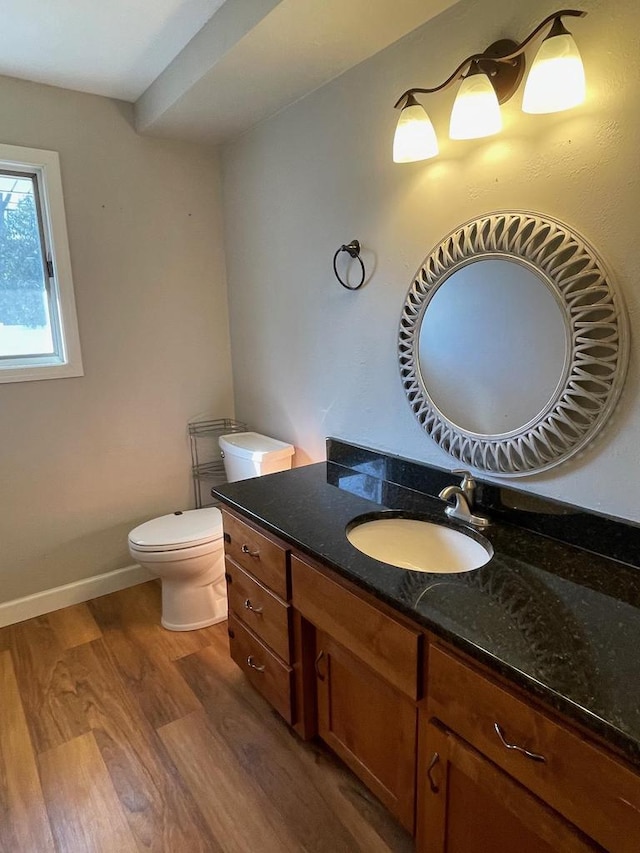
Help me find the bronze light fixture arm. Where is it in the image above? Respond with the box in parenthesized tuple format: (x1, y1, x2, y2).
(393, 56, 481, 108)
(486, 9, 586, 62)
(393, 9, 586, 109)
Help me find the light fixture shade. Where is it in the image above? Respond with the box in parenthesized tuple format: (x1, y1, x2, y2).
(449, 68, 502, 140)
(522, 30, 586, 114)
(393, 98, 439, 163)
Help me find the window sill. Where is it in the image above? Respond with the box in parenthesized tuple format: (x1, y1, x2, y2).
(0, 360, 84, 384)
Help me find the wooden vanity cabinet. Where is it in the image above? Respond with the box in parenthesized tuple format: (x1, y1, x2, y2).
(220, 512, 640, 852)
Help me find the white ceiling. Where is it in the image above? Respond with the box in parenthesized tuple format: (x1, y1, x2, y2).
(0, 0, 459, 143)
(0, 0, 228, 100)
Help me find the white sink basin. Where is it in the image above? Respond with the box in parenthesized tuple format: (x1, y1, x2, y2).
(346, 515, 492, 574)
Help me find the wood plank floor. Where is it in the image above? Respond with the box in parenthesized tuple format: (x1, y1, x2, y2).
(0, 581, 414, 852)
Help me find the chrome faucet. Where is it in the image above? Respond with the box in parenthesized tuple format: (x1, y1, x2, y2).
(439, 470, 490, 528)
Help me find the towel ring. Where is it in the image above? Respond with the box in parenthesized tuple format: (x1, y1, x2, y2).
(333, 239, 366, 290)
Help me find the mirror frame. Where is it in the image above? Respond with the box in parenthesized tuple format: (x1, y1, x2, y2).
(398, 211, 629, 476)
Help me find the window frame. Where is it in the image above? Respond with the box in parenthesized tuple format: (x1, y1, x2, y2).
(0, 143, 83, 383)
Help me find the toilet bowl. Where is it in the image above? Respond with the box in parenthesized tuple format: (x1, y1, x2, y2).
(128, 507, 226, 631)
(128, 431, 294, 631)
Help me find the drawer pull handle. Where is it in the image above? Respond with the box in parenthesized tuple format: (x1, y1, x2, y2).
(494, 722, 546, 763)
(246, 655, 265, 673)
(314, 650, 326, 681)
(427, 752, 440, 794)
(244, 598, 263, 615)
(241, 544, 260, 558)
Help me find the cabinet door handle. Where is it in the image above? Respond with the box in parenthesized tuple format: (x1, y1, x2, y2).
(246, 655, 265, 673)
(494, 722, 546, 763)
(314, 650, 326, 681)
(244, 598, 263, 615)
(426, 752, 440, 793)
(241, 544, 260, 558)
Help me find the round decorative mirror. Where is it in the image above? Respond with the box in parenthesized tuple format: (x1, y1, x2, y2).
(398, 211, 629, 476)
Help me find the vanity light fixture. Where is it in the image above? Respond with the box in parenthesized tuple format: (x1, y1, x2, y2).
(393, 9, 586, 163)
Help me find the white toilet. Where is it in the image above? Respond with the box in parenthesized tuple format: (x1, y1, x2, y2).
(128, 432, 294, 631)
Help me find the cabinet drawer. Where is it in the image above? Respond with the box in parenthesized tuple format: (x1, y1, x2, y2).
(428, 645, 640, 853)
(291, 556, 420, 699)
(222, 510, 289, 599)
(228, 613, 293, 724)
(226, 559, 291, 663)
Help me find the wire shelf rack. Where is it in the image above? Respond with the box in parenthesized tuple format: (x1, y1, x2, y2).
(188, 417, 247, 508)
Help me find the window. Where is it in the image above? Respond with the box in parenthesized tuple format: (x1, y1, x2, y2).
(0, 143, 83, 383)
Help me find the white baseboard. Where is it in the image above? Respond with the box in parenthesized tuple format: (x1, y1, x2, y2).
(0, 564, 152, 628)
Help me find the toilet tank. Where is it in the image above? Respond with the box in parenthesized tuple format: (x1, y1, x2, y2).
(219, 431, 295, 482)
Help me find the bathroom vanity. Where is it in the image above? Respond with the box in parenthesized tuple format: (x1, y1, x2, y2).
(213, 441, 640, 852)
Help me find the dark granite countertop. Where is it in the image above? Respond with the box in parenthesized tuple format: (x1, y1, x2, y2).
(212, 458, 640, 768)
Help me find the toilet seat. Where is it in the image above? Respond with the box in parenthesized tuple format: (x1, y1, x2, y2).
(128, 507, 223, 552)
(128, 538, 223, 564)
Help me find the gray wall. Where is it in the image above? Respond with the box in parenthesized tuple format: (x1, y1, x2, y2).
(220, 0, 640, 521)
(0, 76, 233, 603)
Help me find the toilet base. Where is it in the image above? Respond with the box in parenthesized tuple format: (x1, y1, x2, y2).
(160, 575, 227, 632)
(161, 609, 227, 632)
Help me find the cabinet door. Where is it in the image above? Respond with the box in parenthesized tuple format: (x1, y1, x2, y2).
(315, 630, 417, 833)
(416, 719, 601, 853)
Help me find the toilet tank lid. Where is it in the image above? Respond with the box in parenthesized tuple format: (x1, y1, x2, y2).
(219, 431, 294, 461)
(129, 507, 223, 549)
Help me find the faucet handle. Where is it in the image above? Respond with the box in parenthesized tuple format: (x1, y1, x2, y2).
(452, 469, 477, 503)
